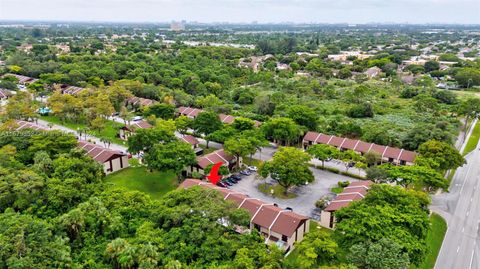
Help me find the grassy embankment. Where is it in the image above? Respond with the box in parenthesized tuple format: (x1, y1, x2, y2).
(41, 115, 126, 145)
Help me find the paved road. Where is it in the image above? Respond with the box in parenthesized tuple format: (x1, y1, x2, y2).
(36, 119, 129, 153)
(433, 143, 480, 269)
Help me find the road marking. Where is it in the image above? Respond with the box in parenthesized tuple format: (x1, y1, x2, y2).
(460, 164, 473, 195)
(469, 244, 475, 269)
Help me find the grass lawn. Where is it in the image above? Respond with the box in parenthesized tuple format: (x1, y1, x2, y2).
(41, 115, 126, 145)
(105, 167, 177, 199)
(412, 213, 447, 269)
(463, 120, 480, 156)
(243, 156, 264, 167)
(331, 186, 344, 194)
(258, 183, 297, 199)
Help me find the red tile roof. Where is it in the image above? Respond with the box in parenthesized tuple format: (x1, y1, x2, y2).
(180, 135, 199, 146)
(303, 131, 416, 163)
(127, 96, 156, 107)
(3, 73, 38, 84)
(324, 180, 373, 212)
(78, 141, 126, 163)
(196, 149, 235, 169)
(178, 179, 309, 237)
(62, 85, 85, 95)
(0, 89, 12, 99)
(14, 120, 47, 131)
(129, 120, 153, 129)
(177, 106, 262, 127)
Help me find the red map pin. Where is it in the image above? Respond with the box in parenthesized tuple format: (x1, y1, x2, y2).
(206, 162, 223, 185)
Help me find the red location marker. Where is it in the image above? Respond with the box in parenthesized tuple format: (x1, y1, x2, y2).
(207, 162, 223, 185)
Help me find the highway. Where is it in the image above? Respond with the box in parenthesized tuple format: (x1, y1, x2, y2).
(433, 141, 480, 269)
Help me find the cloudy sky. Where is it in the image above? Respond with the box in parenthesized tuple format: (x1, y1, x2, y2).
(0, 0, 479, 24)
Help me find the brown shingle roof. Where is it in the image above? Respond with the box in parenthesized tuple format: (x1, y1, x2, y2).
(303, 131, 416, 163)
(0, 89, 12, 99)
(180, 135, 199, 146)
(127, 97, 156, 107)
(3, 73, 38, 84)
(14, 120, 47, 131)
(178, 179, 309, 237)
(177, 106, 262, 127)
(324, 180, 373, 212)
(196, 149, 235, 169)
(129, 120, 153, 129)
(78, 141, 126, 163)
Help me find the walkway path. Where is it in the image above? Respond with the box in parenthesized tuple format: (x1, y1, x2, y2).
(36, 119, 129, 153)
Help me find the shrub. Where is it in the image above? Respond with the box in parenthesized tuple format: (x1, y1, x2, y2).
(338, 181, 350, 188)
(315, 198, 328, 210)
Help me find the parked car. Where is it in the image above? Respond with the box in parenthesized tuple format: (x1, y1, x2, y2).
(225, 178, 237, 184)
(240, 170, 251, 176)
(231, 174, 241, 181)
(217, 181, 228, 188)
(247, 166, 257, 172)
(132, 116, 143, 121)
(222, 180, 234, 186)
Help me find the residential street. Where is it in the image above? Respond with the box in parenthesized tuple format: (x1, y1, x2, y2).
(36, 119, 129, 153)
(433, 141, 480, 269)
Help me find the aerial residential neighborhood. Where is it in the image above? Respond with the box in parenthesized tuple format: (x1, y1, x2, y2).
(0, 1, 479, 269)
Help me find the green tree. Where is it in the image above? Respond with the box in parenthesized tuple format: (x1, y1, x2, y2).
(284, 229, 338, 269)
(417, 140, 465, 171)
(259, 147, 314, 194)
(286, 105, 318, 130)
(192, 111, 222, 147)
(0, 211, 72, 268)
(454, 68, 480, 88)
(306, 144, 339, 168)
(127, 127, 175, 154)
(261, 117, 305, 146)
(224, 136, 256, 169)
(143, 103, 175, 119)
(232, 117, 255, 131)
(175, 115, 193, 134)
(335, 184, 430, 265)
(347, 238, 410, 269)
(143, 141, 196, 179)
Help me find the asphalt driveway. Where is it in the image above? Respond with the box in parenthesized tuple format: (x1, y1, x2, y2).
(228, 167, 358, 218)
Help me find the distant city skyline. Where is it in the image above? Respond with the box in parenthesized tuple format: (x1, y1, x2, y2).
(1, 0, 479, 24)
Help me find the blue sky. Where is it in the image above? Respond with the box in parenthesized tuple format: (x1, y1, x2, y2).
(0, 0, 479, 24)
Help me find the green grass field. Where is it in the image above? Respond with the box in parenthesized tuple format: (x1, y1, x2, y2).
(412, 213, 447, 269)
(331, 187, 344, 194)
(105, 167, 178, 199)
(463, 120, 480, 156)
(41, 115, 126, 145)
(258, 183, 297, 199)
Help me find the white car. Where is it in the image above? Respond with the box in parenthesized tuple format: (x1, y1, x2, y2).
(247, 166, 257, 172)
(132, 116, 143, 121)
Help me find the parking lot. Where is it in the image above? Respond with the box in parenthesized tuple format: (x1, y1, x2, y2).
(227, 167, 359, 218)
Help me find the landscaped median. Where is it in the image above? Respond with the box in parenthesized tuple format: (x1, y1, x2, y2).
(413, 213, 447, 269)
(462, 119, 480, 156)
